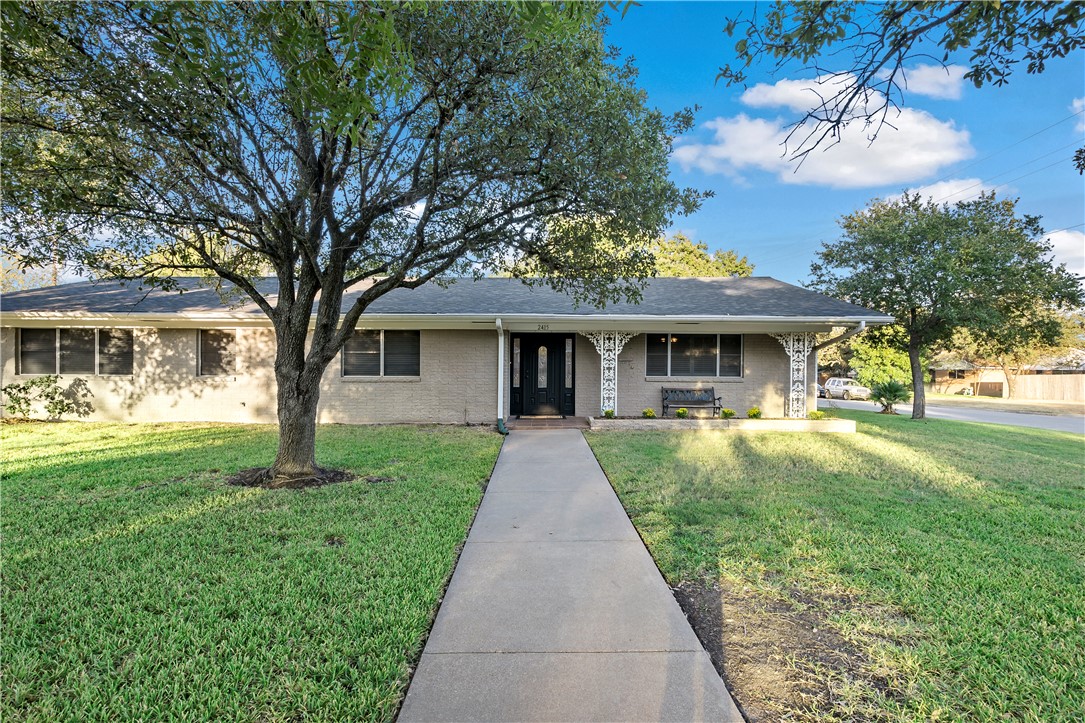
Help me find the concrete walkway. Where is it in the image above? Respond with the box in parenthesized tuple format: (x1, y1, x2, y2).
(398, 430, 742, 722)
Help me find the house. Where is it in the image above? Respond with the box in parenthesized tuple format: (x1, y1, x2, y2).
(928, 349, 1085, 402)
(0, 277, 892, 423)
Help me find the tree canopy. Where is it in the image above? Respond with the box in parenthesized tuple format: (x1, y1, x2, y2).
(811, 191, 1082, 418)
(719, 1, 1085, 163)
(652, 233, 753, 277)
(1, 2, 700, 480)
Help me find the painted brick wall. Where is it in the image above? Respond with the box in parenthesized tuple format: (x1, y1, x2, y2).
(0, 327, 278, 423)
(2, 327, 814, 423)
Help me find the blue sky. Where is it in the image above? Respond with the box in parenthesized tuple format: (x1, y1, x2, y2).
(603, 1, 1085, 285)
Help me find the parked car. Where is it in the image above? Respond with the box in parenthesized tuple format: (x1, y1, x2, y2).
(816, 383, 826, 398)
(823, 377, 871, 400)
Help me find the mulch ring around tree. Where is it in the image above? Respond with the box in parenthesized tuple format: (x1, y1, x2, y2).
(226, 466, 360, 490)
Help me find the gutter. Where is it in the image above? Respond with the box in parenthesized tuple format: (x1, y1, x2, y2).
(495, 318, 507, 434)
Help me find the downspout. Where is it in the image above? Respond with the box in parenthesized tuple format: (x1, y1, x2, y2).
(495, 318, 508, 435)
(812, 321, 866, 352)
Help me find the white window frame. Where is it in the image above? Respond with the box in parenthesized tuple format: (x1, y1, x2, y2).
(17, 328, 134, 377)
(341, 329, 421, 378)
(645, 333, 743, 378)
(198, 329, 237, 377)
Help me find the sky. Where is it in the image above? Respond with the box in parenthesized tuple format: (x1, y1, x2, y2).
(602, 1, 1085, 286)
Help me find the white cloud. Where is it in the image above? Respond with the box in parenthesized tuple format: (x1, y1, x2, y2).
(674, 110, 972, 190)
(1072, 97, 1084, 132)
(740, 75, 856, 113)
(889, 178, 996, 205)
(1046, 229, 1085, 279)
(901, 64, 968, 100)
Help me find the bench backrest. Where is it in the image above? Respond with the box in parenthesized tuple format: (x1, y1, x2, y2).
(662, 388, 715, 403)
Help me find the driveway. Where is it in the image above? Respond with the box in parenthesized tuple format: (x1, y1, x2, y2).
(820, 398, 1085, 434)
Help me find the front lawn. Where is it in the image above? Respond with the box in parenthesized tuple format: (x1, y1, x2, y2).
(587, 411, 1084, 722)
(1, 422, 502, 722)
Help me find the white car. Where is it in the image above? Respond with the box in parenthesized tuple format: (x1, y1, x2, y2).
(823, 377, 872, 401)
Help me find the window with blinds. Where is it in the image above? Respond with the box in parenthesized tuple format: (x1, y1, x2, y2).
(18, 328, 135, 376)
(18, 329, 58, 375)
(645, 334, 743, 377)
(99, 330, 134, 375)
(342, 330, 420, 377)
(199, 330, 236, 376)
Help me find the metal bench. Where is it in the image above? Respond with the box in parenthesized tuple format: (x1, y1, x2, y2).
(661, 387, 722, 417)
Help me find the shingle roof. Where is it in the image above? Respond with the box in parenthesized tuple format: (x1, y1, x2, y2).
(0, 276, 891, 321)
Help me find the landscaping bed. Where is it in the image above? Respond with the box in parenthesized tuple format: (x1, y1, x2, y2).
(1, 422, 502, 722)
(587, 410, 1085, 721)
(588, 416, 856, 433)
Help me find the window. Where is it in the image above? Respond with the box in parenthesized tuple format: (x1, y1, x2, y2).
(18, 328, 134, 376)
(646, 333, 742, 377)
(342, 330, 420, 377)
(99, 330, 135, 376)
(199, 330, 236, 376)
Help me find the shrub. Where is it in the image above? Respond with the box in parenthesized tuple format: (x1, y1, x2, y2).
(603, 409, 615, 419)
(675, 407, 689, 419)
(746, 406, 762, 419)
(1, 376, 94, 420)
(719, 408, 736, 419)
(871, 380, 912, 414)
(642, 408, 656, 418)
(807, 410, 827, 420)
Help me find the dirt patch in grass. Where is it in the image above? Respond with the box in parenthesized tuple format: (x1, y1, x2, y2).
(226, 466, 357, 489)
(674, 578, 893, 722)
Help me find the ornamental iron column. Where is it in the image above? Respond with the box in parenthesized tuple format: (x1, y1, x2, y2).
(770, 332, 818, 418)
(580, 331, 634, 416)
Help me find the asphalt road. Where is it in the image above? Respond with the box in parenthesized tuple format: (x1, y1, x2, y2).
(819, 398, 1085, 435)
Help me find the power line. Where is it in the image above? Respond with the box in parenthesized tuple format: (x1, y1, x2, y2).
(922, 109, 1084, 190)
(930, 139, 1082, 204)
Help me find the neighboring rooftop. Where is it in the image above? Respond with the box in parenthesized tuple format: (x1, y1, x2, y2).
(1, 277, 891, 322)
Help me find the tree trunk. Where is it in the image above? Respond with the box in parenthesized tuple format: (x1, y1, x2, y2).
(999, 360, 1018, 399)
(272, 379, 322, 478)
(269, 320, 326, 479)
(909, 339, 926, 419)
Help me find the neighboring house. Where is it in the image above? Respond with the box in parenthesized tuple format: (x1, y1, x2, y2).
(928, 350, 1085, 402)
(0, 277, 891, 423)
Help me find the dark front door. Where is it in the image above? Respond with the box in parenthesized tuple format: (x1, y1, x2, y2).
(511, 334, 575, 416)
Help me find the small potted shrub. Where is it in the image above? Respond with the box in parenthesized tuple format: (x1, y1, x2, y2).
(603, 409, 615, 419)
(719, 408, 736, 419)
(642, 408, 657, 418)
(746, 406, 762, 419)
(675, 407, 689, 419)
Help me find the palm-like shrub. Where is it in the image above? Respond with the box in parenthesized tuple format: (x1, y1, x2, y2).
(871, 380, 911, 414)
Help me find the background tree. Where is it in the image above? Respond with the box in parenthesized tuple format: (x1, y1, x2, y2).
(2, 253, 55, 292)
(951, 308, 1085, 398)
(811, 192, 1082, 419)
(651, 233, 753, 277)
(1, 2, 700, 482)
(848, 331, 913, 389)
(719, 1, 1084, 165)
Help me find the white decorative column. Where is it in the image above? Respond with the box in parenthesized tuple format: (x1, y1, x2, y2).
(770, 332, 818, 418)
(580, 331, 634, 416)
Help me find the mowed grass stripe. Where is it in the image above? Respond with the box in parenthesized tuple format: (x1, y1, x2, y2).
(2, 422, 502, 722)
(586, 411, 1084, 721)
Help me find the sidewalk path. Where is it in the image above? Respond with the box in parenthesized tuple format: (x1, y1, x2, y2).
(399, 430, 742, 722)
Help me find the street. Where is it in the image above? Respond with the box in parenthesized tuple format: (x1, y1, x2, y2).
(819, 398, 1085, 435)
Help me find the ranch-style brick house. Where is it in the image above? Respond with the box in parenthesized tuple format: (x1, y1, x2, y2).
(0, 276, 891, 424)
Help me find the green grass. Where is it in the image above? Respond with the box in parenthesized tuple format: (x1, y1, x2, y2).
(586, 411, 1085, 721)
(1, 422, 502, 722)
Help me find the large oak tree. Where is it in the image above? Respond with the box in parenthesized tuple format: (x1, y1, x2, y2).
(811, 192, 1082, 419)
(1, 2, 700, 481)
